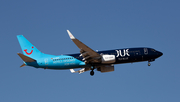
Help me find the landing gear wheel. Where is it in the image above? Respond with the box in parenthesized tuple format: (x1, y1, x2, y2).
(148, 62, 151, 66)
(90, 66, 95, 76)
(90, 70, 94, 76)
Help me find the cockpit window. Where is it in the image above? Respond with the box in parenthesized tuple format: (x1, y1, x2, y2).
(151, 49, 156, 52)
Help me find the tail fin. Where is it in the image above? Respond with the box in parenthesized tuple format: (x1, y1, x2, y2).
(17, 35, 43, 59)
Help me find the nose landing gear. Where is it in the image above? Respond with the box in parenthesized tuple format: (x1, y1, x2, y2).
(148, 62, 151, 66)
(148, 59, 155, 66)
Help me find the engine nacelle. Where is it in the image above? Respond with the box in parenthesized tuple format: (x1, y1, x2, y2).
(97, 65, 114, 73)
(101, 55, 115, 64)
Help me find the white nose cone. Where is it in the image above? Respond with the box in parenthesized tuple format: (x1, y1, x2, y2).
(67, 30, 75, 39)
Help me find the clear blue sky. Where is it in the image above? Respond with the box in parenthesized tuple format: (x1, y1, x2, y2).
(0, 0, 180, 102)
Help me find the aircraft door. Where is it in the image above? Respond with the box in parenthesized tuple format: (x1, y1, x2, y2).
(144, 48, 148, 55)
(44, 58, 48, 65)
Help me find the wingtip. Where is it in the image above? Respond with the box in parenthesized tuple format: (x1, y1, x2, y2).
(67, 30, 75, 39)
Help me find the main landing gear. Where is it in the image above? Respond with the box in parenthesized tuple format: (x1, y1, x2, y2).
(90, 70, 94, 76)
(90, 66, 95, 76)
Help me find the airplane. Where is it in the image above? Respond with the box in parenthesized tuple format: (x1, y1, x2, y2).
(17, 30, 163, 76)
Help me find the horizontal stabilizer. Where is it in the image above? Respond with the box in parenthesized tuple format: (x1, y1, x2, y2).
(70, 69, 76, 73)
(70, 68, 91, 74)
(70, 68, 85, 74)
(20, 63, 26, 67)
(17, 53, 36, 62)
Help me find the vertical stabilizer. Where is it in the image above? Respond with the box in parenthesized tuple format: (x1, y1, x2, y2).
(17, 35, 43, 59)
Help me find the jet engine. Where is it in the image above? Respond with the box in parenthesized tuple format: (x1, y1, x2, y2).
(101, 55, 115, 64)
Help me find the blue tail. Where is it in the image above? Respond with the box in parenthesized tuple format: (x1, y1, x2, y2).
(17, 35, 44, 59)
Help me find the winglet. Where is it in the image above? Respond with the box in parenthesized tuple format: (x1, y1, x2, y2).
(67, 30, 75, 39)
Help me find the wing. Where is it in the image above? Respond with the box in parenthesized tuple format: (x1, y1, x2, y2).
(67, 30, 101, 63)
